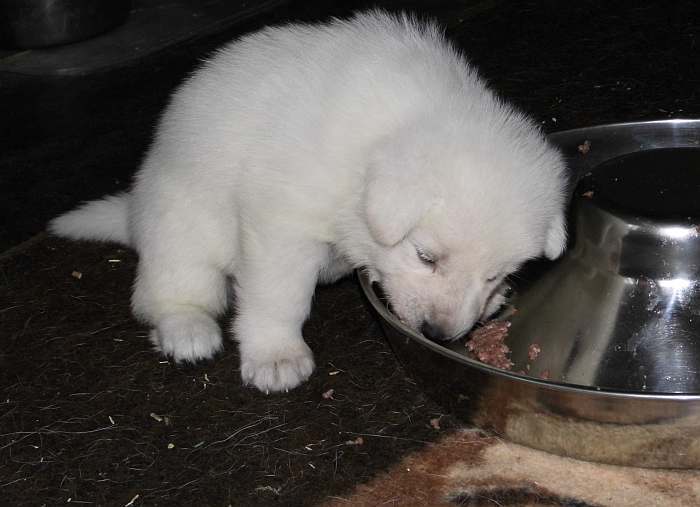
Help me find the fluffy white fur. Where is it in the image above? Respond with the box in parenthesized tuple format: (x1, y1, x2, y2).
(50, 11, 568, 392)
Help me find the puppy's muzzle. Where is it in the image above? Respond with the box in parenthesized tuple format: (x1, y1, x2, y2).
(420, 321, 449, 342)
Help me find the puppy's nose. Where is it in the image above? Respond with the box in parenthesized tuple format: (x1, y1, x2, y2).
(420, 321, 446, 341)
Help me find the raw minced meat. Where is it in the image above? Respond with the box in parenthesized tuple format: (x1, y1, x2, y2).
(464, 321, 513, 370)
(577, 139, 591, 154)
(528, 343, 542, 361)
(464, 322, 551, 379)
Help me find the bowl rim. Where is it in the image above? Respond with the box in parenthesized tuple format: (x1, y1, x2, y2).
(548, 117, 700, 142)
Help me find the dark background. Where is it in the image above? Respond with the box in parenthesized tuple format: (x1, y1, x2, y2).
(1, 0, 698, 252)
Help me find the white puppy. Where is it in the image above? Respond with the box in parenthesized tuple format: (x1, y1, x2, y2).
(50, 10, 568, 392)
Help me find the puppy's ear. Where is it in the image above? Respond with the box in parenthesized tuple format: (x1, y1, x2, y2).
(543, 212, 567, 260)
(364, 173, 432, 246)
(363, 131, 441, 246)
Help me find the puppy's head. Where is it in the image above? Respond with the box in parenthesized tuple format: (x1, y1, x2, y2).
(361, 117, 568, 341)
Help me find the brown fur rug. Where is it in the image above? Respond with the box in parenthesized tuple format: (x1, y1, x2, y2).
(325, 429, 700, 506)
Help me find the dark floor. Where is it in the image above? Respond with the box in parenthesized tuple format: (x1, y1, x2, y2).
(2, 0, 700, 505)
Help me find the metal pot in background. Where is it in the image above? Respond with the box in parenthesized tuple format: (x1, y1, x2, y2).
(0, 0, 132, 49)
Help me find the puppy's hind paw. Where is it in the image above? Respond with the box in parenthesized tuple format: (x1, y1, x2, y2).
(151, 311, 223, 363)
(240, 340, 315, 393)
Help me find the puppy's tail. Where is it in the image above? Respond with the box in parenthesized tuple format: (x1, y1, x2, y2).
(49, 192, 131, 245)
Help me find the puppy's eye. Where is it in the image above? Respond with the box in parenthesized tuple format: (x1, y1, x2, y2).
(486, 275, 499, 283)
(416, 248, 436, 266)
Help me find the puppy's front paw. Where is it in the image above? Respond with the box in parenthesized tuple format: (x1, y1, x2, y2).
(239, 338, 315, 393)
(151, 311, 223, 362)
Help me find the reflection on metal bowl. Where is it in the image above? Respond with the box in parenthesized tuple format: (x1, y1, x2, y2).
(359, 119, 700, 468)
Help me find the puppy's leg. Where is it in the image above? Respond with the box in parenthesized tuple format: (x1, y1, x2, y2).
(234, 239, 329, 393)
(133, 254, 228, 362)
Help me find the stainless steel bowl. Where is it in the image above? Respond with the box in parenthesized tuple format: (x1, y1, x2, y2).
(359, 119, 700, 468)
